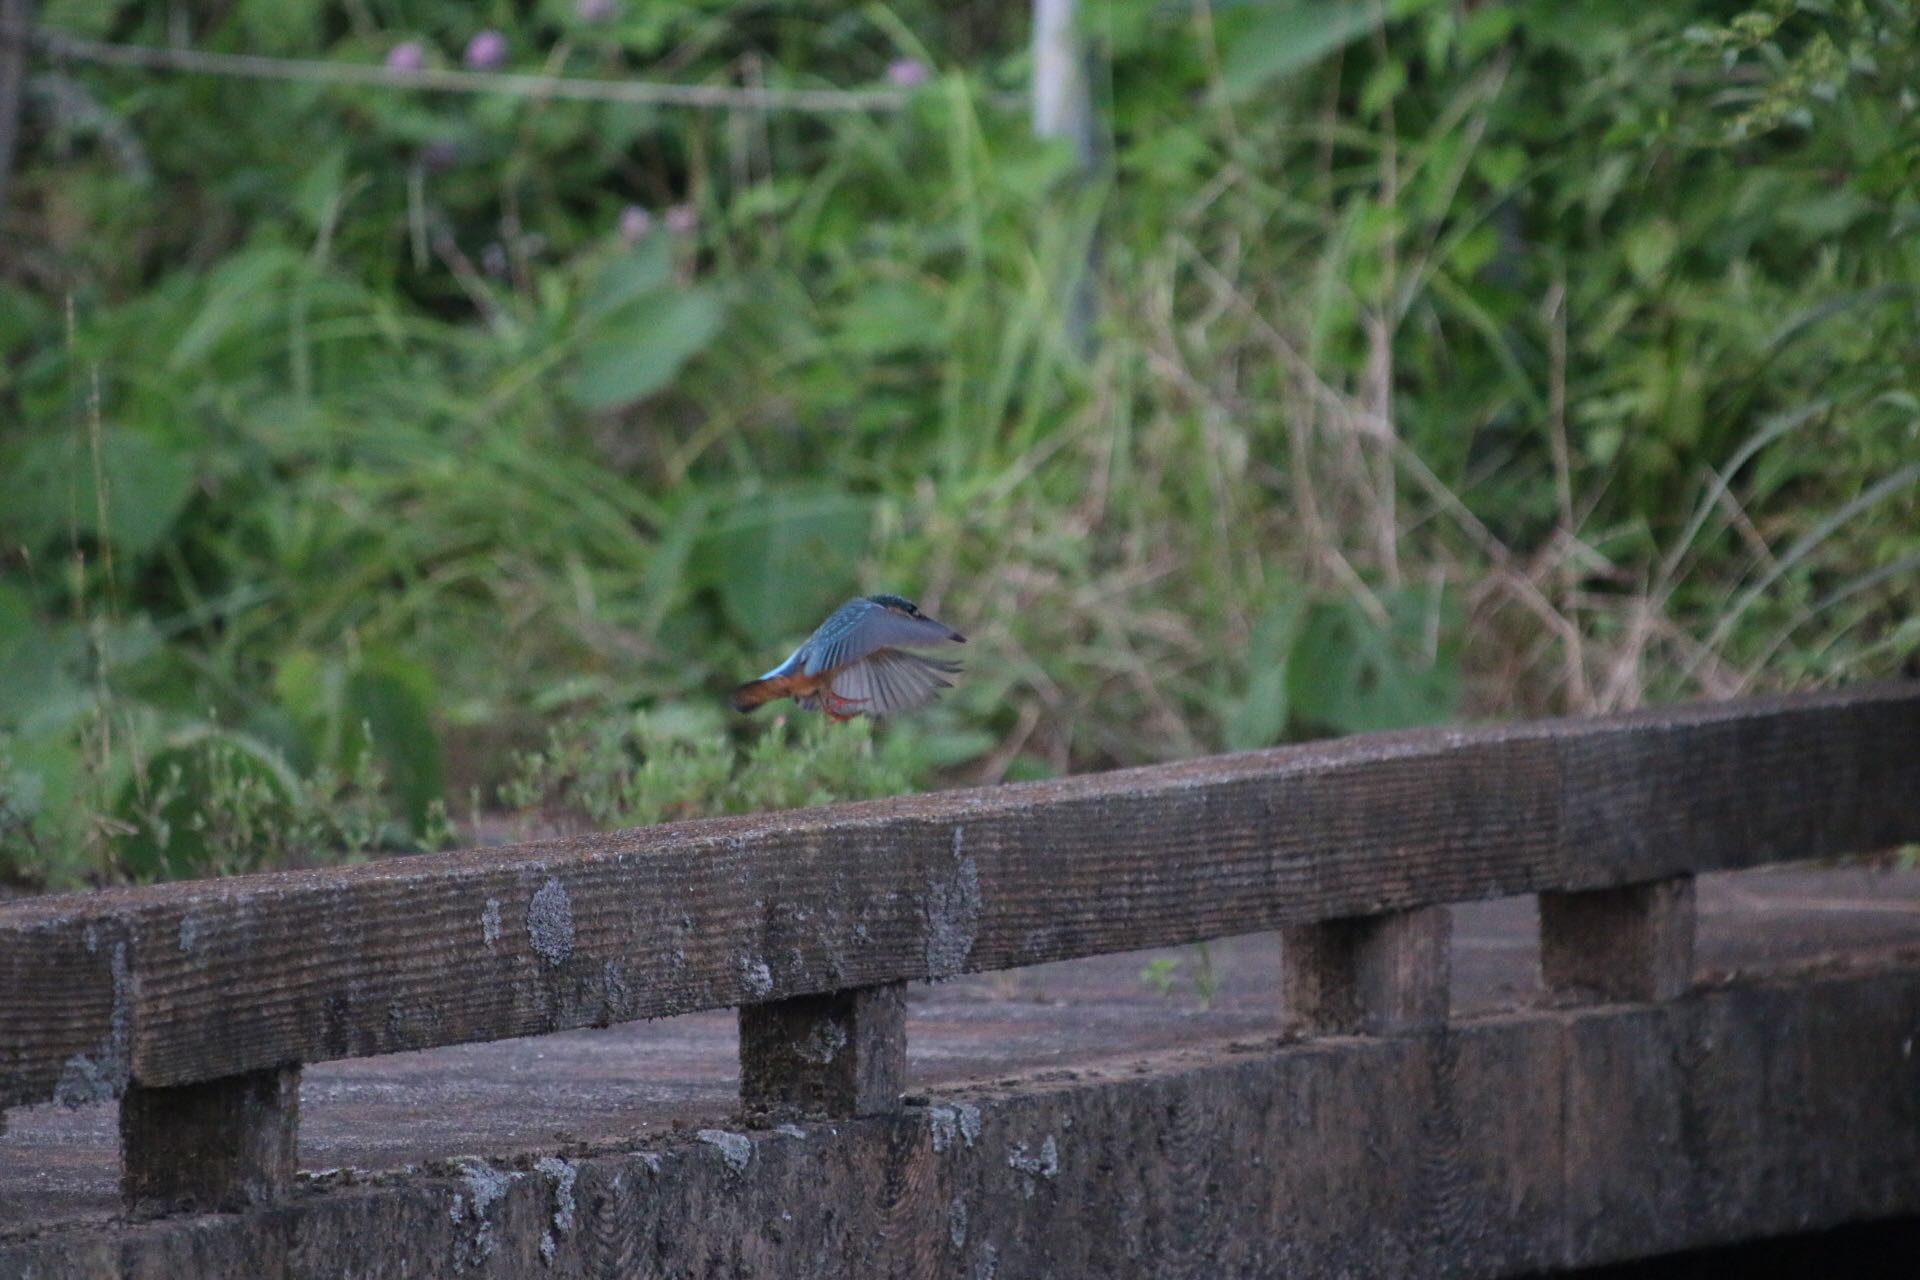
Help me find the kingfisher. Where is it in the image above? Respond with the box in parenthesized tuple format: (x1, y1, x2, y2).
(729, 594, 966, 721)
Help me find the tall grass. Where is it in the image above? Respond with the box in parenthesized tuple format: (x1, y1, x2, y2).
(1, 0, 1914, 886)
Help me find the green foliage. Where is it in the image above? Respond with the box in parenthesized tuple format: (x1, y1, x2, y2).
(695, 491, 874, 640)
(7, 430, 196, 557)
(3, 0, 1915, 887)
(564, 240, 727, 410)
(274, 650, 444, 830)
(110, 723, 438, 880)
(1289, 589, 1462, 737)
(499, 709, 923, 832)
(1139, 943, 1217, 1011)
(1220, 1, 1391, 98)
(1, 712, 446, 884)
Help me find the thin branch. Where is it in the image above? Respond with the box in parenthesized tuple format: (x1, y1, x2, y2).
(7, 23, 930, 114)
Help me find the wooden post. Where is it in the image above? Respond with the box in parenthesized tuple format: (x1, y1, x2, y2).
(120, 1065, 300, 1216)
(1540, 875, 1695, 1004)
(739, 983, 907, 1119)
(1032, 0, 1097, 353)
(1032, 0, 1095, 166)
(1282, 906, 1450, 1036)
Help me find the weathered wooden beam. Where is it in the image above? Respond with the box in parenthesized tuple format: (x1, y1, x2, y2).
(2, 684, 1915, 1105)
(1, 920, 131, 1112)
(119, 1064, 300, 1216)
(1281, 906, 1450, 1035)
(1540, 876, 1695, 1004)
(739, 982, 907, 1118)
(7, 962, 1917, 1278)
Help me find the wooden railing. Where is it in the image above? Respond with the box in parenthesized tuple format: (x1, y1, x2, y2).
(3, 683, 1916, 1219)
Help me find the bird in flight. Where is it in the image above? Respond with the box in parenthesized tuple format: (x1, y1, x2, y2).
(730, 594, 966, 721)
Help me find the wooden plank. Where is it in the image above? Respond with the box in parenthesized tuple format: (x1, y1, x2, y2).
(1540, 876, 1695, 1004)
(0, 917, 130, 1110)
(5, 962, 1917, 1278)
(120, 1065, 300, 1216)
(1, 684, 1915, 1103)
(739, 983, 907, 1118)
(1281, 906, 1451, 1035)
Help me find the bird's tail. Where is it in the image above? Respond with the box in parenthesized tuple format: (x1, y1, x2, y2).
(729, 676, 794, 713)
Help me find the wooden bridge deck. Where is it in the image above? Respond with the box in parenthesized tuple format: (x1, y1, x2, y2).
(4, 688, 1918, 1277)
(6, 865, 1917, 1250)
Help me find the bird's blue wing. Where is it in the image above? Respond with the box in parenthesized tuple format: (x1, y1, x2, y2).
(797, 599, 873, 676)
(827, 650, 962, 716)
(802, 600, 962, 676)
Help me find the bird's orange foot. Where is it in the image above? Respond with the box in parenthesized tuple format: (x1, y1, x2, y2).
(822, 691, 867, 721)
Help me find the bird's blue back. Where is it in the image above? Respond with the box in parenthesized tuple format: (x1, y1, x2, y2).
(754, 598, 875, 681)
(798, 598, 881, 676)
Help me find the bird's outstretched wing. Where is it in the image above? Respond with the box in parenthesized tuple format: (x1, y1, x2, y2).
(803, 601, 963, 676)
(818, 649, 962, 717)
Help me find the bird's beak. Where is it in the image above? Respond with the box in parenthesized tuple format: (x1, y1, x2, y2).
(917, 612, 965, 643)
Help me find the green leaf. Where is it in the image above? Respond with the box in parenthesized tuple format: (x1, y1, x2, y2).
(293, 148, 350, 231)
(169, 247, 300, 371)
(1473, 145, 1526, 192)
(341, 653, 443, 832)
(0, 729, 88, 886)
(581, 238, 674, 321)
(1, 429, 197, 557)
(564, 288, 724, 410)
(1622, 220, 1677, 287)
(1224, 597, 1306, 752)
(0, 585, 83, 730)
(1765, 284, 1916, 355)
(116, 728, 303, 881)
(1288, 588, 1460, 735)
(273, 649, 333, 729)
(272, 648, 339, 772)
(235, 0, 324, 53)
(1359, 60, 1407, 121)
(835, 283, 946, 357)
(273, 649, 442, 831)
(637, 494, 708, 636)
(1222, 3, 1385, 99)
(693, 490, 874, 639)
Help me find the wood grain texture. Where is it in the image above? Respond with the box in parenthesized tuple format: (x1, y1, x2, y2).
(1541, 876, 1696, 1004)
(1282, 906, 1452, 1035)
(739, 982, 907, 1117)
(120, 1065, 300, 1216)
(0, 916, 131, 1110)
(2, 684, 1916, 1104)
(5, 962, 1917, 1278)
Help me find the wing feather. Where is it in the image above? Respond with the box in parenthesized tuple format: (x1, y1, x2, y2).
(827, 648, 959, 717)
(802, 600, 963, 677)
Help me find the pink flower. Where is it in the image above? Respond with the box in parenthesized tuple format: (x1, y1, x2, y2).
(576, 0, 619, 23)
(886, 59, 930, 89)
(418, 140, 460, 172)
(463, 30, 509, 71)
(664, 204, 697, 235)
(618, 205, 654, 245)
(385, 41, 426, 74)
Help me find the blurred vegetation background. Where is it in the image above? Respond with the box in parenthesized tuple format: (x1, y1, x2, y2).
(1, 0, 1915, 888)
